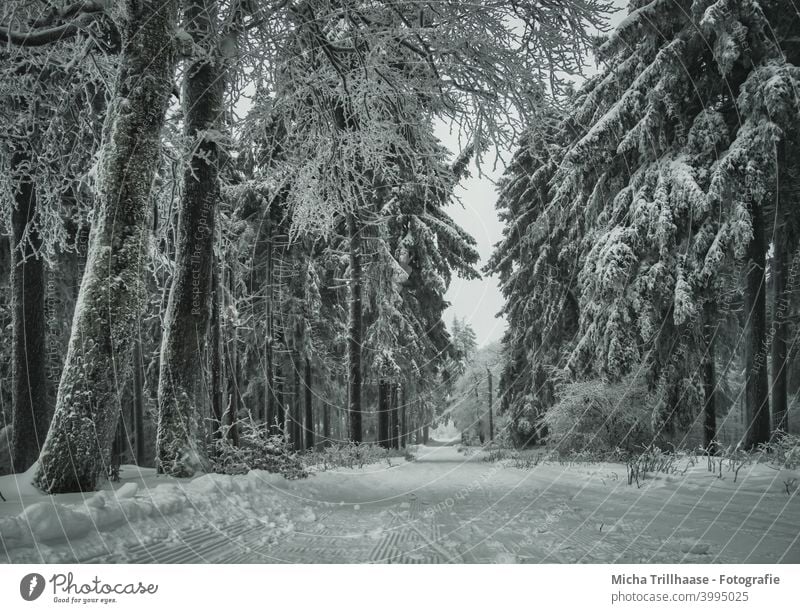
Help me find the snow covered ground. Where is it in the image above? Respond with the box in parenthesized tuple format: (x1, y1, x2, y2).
(1, 444, 798, 563)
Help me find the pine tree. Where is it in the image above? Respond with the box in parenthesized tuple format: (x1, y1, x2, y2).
(492, 0, 800, 448)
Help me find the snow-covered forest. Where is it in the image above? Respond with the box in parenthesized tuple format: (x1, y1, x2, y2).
(0, 0, 799, 565)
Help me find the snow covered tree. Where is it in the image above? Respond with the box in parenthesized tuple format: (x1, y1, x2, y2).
(248, 0, 611, 442)
(487, 106, 577, 445)
(1, 1, 113, 473)
(33, 0, 180, 492)
(492, 0, 800, 449)
(156, 0, 229, 477)
(449, 342, 503, 444)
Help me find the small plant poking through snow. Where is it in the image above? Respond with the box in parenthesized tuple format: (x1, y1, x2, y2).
(211, 421, 307, 480)
(625, 447, 679, 488)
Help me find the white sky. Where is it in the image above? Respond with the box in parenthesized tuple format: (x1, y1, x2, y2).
(442, 156, 507, 348)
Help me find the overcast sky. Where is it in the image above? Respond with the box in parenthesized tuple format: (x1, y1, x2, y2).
(442, 158, 507, 348)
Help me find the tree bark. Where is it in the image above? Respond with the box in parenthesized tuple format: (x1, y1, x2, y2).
(399, 384, 407, 448)
(487, 369, 494, 441)
(772, 139, 789, 434)
(276, 354, 286, 438)
(744, 202, 771, 449)
(292, 353, 302, 450)
(133, 340, 145, 463)
(157, 0, 224, 476)
(305, 357, 314, 450)
(209, 260, 223, 438)
(323, 401, 331, 446)
(702, 303, 718, 453)
(378, 380, 391, 448)
(265, 217, 275, 429)
(390, 383, 399, 449)
(10, 151, 49, 473)
(347, 214, 363, 442)
(226, 269, 240, 447)
(35, 0, 179, 493)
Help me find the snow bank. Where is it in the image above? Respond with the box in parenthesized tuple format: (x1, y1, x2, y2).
(0, 462, 42, 499)
(0, 468, 286, 551)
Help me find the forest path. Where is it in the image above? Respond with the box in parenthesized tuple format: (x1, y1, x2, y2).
(84, 444, 799, 563)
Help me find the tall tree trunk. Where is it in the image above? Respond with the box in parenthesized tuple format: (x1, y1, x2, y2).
(347, 214, 363, 442)
(276, 353, 286, 438)
(209, 260, 223, 438)
(487, 369, 494, 442)
(744, 203, 771, 449)
(109, 416, 124, 481)
(305, 357, 314, 450)
(157, 0, 224, 476)
(772, 139, 789, 434)
(292, 353, 302, 450)
(323, 400, 331, 446)
(702, 303, 718, 454)
(35, 0, 179, 493)
(390, 383, 399, 449)
(265, 216, 275, 429)
(399, 384, 406, 448)
(133, 340, 146, 463)
(378, 380, 391, 448)
(226, 270, 240, 447)
(10, 152, 49, 473)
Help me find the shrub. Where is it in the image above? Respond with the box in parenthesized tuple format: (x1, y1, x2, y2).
(760, 432, 800, 470)
(210, 421, 307, 479)
(302, 442, 410, 470)
(543, 377, 655, 454)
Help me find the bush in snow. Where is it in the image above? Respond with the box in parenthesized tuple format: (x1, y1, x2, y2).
(210, 421, 307, 480)
(760, 432, 800, 470)
(302, 442, 407, 471)
(543, 377, 655, 454)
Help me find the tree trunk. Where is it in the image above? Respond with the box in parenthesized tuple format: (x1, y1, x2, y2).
(133, 340, 146, 463)
(305, 357, 314, 450)
(347, 214, 363, 442)
(702, 303, 718, 453)
(226, 270, 240, 447)
(390, 384, 399, 449)
(265, 216, 276, 430)
(487, 369, 494, 442)
(744, 203, 771, 448)
(323, 401, 331, 446)
(157, 0, 224, 476)
(378, 380, 391, 448)
(35, 0, 179, 493)
(276, 354, 286, 438)
(772, 139, 789, 434)
(399, 384, 407, 448)
(109, 416, 124, 481)
(209, 260, 223, 438)
(10, 152, 49, 473)
(292, 354, 302, 450)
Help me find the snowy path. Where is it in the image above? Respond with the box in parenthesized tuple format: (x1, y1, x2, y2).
(2, 444, 799, 563)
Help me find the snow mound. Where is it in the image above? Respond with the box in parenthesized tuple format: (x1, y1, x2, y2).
(0, 468, 287, 551)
